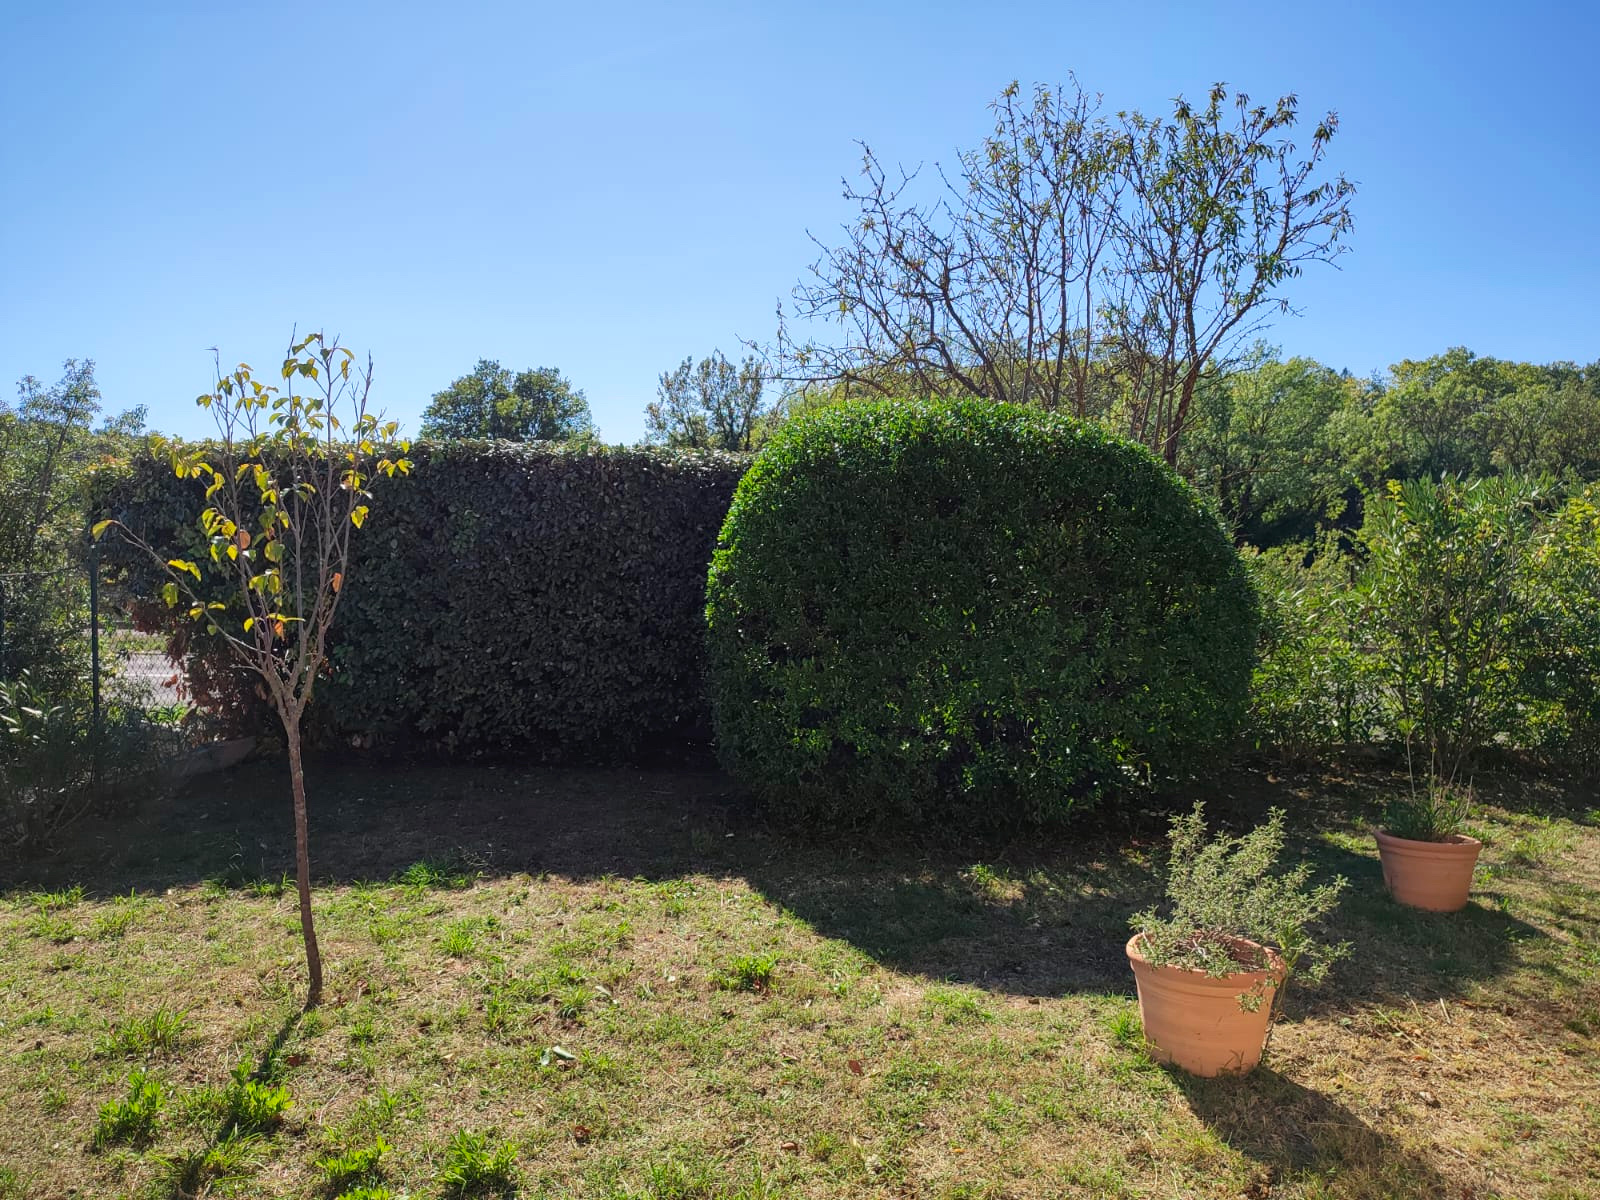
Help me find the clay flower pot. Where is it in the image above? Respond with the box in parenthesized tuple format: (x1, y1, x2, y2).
(1125, 933, 1286, 1077)
(1375, 830, 1481, 912)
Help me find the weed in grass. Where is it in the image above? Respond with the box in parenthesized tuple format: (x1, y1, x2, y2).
(655, 879, 696, 916)
(333, 1188, 396, 1200)
(0, 1167, 19, 1199)
(91, 897, 140, 940)
(556, 984, 590, 1021)
(26, 884, 84, 912)
(441, 919, 480, 958)
(437, 1129, 519, 1197)
(1106, 1006, 1144, 1052)
(153, 1130, 263, 1196)
(1506, 821, 1576, 868)
(963, 863, 1012, 899)
(945, 1184, 1006, 1200)
(922, 985, 991, 1025)
(348, 1017, 377, 1046)
(398, 857, 475, 891)
(612, 1157, 780, 1199)
(316, 1135, 390, 1191)
(220, 1059, 292, 1134)
(94, 1006, 188, 1058)
(91, 1068, 165, 1148)
(716, 953, 778, 993)
(27, 912, 78, 943)
(246, 873, 291, 898)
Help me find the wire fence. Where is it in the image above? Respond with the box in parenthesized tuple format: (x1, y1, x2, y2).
(0, 549, 185, 717)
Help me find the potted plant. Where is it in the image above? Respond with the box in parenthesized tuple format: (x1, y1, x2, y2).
(1375, 781, 1480, 912)
(1127, 804, 1347, 1076)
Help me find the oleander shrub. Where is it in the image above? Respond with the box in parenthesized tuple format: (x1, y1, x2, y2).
(1358, 475, 1546, 781)
(1244, 532, 1382, 760)
(93, 441, 746, 760)
(704, 399, 1259, 830)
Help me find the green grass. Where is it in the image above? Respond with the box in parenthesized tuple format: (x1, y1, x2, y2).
(0, 759, 1596, 1198)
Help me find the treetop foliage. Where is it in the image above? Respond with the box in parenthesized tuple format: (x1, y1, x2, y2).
(420, 359, 594, 443)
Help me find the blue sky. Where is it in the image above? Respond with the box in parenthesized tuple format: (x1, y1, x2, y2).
(3, 1, 1596, 442)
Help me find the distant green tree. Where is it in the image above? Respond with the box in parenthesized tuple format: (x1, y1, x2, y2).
(0, 360, 146, 693)
(645, 351, 771, 451)
(420, 360, 593, 442)
(1183, 347, 1355, 542)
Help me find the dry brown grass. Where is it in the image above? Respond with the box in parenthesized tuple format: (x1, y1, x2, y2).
(0, 760, 1595, 1199)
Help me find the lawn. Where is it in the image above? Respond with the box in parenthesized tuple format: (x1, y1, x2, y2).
(1, 760, 1596, 1199)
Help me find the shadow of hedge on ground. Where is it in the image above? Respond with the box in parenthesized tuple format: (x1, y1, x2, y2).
(1, 755, 1583, 1004)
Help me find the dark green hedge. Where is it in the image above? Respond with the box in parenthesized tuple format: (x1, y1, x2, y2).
(704, 399, 1259, 829)
(95, 441, 747, 760)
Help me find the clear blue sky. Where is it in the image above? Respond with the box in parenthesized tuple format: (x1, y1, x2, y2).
(3, 1, 1597, 442)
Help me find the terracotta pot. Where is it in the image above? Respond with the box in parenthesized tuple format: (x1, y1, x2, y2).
(1125, 933, 1285, 1077)
(1375, 830, 1481, 912)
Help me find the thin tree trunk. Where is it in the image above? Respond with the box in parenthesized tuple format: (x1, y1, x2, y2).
(283, 718, 323, 1007)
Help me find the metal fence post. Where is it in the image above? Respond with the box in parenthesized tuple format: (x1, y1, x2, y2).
(89, 531, 101, 729)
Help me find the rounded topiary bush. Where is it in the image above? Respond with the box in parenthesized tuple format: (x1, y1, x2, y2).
(704, 399, 1258, 829)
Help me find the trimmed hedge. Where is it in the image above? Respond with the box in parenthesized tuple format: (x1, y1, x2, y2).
(704, 399, 1259, 828)
(95, 441, 747, 760)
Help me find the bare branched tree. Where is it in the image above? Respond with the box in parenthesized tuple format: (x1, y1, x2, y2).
(773, 78, 1355, 465)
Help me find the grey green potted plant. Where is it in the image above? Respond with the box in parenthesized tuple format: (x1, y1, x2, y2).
(1126, 804, 1348, 1076)
(1375, 781, 1480, 912)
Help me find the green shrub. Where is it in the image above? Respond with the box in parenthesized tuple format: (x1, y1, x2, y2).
(1, 673, 179, 854)
(94, 441, 746, 759)
(1244, 533, 1382, 759)
(1526, 483, 1600, 772)
(1359, 475, 1545, 781)
(705, 400, 1258, 829)
(1132, 804, 1347, 1012)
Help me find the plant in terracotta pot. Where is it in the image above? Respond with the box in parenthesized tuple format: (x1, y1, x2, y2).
(1127, 804, 1347, 1077)
(1375, 780, 1480, 912)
